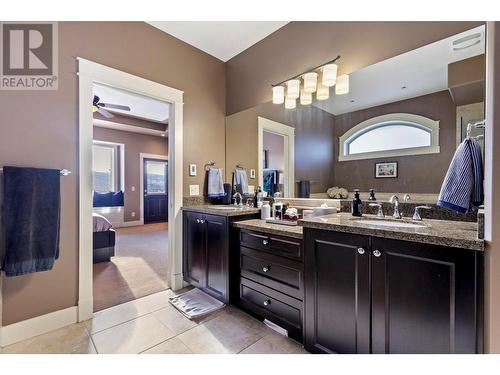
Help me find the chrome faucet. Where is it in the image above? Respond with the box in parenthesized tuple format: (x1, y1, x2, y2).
(369, 203, 384, 217)
(232, 192, 243, 206)
(403, 193, 411, 202)
(389, 195, 401, 219)
(413, 206, 431, 221)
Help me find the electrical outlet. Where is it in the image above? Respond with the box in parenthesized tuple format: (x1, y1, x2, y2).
(248, 185, 255, 193)
(131, 186, 135, 192)
(189, 184, 200, 196)
(131, 212, 136, 217)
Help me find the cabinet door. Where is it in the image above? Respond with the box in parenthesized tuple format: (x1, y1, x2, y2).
(204, 214, 229, 303)
(183, 212, 206, 287)
(304, 229, 371, 354)
(371, 237, 480, 354)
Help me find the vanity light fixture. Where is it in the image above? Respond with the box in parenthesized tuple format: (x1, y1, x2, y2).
(335, 74, 350, 95)
(270, 55, 341, 109)
(285, 97, 297, 109)
(322, 63, 338, 87)
(303, 72, 318, 93)
(300, 88, 312, 105)
(272, 86, 285, 104)
(316, 83, 330, 101)
(286, 79, 300, 99)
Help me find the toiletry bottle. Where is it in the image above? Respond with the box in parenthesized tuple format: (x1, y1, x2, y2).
(368, 189, 376, 201)
(352, 189, 363, 217)
(261, 201, 271, 220)
(256, 187, 263, 208)
(253, 187, 258, 208)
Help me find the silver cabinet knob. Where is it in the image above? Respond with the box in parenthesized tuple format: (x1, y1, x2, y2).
(201, 219, 205, 224)
(262, 239, 269, 245)
(196, 219, 200, 223)
(263, 299, 271, 306)
(357, 247, 365, 255)
(262, 266, 270, 273)
(373, 250, 382, 257)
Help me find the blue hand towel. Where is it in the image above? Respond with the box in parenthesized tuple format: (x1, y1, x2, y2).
(437, 138, 483, 213)
(2, 167, 61, 277)
(234, 169, 249, 196)
(207, 168, 225, 198)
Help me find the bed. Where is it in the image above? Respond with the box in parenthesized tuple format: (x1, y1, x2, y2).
(93, 212, 115, 263)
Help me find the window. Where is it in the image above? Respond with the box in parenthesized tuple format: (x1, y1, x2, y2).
(146, 160, 167, 194)
(338, 113, 440, 161)
(93, 142, 119, 193)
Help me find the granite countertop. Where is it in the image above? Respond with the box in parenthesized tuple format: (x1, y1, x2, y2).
(232, 219, 304, 239)
(182, 205, 261, 217)
(300, 213, 483, 251)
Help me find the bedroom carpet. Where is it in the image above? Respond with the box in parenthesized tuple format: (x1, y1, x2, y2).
(93, 222, 168, 312)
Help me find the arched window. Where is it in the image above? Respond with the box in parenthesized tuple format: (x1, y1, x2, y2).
(338, 113, 440, 161)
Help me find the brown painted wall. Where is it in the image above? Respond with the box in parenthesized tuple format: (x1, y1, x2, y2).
(332, 91, 457, 194)
(226, 21, 483, 115)
(226, 101, 336, 195)
(0, 21, 225, 325)
(93, 127, 168, 222)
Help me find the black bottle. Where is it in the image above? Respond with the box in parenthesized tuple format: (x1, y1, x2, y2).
(252, 187, 259, 208)
(352, 189, 363, 217)
(368, 189, 376, 201)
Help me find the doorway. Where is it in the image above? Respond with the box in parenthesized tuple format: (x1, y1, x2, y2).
(78, 58, 184, 321)
(143, 158, 168, 224)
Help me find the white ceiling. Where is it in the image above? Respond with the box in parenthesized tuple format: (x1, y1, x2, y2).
(313, 25, 485, 116)
(147, 21, 289, 61)
(93, 83, 170, 124)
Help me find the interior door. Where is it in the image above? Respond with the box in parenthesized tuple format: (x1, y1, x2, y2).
(144, 158, 168, 223)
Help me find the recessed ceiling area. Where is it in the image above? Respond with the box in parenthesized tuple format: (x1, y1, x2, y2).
(93, 83, 170, 137)
(313, 25, 485, 116)
(147, 21, 289, 61)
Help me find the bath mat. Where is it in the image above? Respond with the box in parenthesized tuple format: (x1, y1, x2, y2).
(169, 288, 225, 319)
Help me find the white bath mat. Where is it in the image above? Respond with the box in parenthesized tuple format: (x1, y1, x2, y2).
(169, 288, 225, 319)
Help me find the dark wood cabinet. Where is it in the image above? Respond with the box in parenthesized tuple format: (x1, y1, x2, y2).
(304, 230, 371, 354)
(304, 228, 483, 354)
(183, 210, 259, 304)
(183, 211, 229, 302)
(236, 229, 304, 342)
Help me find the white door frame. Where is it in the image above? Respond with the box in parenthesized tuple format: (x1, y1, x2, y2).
(77, 58, 184, 322)
(257, 116, 295, 197)
(140, 153, 169, 223)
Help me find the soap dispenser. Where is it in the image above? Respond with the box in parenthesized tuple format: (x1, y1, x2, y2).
(352, 189, 363, 217)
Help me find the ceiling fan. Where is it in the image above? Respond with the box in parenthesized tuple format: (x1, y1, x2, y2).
(92, 95, 131, 118)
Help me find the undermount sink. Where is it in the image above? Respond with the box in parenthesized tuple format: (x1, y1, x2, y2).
(209, 206, 245, 210)
(354, 219, 426, 229)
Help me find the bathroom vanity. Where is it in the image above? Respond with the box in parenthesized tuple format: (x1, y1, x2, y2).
(229, 214, 483, 354)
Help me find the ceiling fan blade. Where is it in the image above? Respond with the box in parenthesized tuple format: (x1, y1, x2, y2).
(93, 95, 100, 106)
(97, 108, 114, 118)
(99, 103, 131, 111)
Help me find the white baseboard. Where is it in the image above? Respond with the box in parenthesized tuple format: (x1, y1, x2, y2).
(117, 219, 144, 227)
(0, 306, 78, 347)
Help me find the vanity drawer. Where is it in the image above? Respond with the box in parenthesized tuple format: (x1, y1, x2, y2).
(240, 277, 302, 332)
(240, 230, 302, 260)
(240, 246, 303, 300)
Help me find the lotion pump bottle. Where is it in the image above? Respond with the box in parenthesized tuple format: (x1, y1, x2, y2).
(352, 189, 363, 217)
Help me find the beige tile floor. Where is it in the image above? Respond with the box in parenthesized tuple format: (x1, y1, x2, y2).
(0, 289, 308, 354)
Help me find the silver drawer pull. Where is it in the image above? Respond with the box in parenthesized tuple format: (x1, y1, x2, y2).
(201, 219, 205, 224)
(196, 219, 200, 223)
(263, 299, 271, 306)
(357, 247, 365, 255)
(262, 266, 271, 273)
(262, 239, 269, 245)
(373, 250, 382, 257)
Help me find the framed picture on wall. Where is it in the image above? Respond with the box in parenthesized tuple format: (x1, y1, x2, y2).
(375, 162, 398, 178)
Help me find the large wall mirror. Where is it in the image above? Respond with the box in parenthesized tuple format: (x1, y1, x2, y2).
(225, 25, 485, 201)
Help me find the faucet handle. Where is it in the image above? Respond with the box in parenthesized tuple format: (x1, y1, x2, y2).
(413, 206, 431, 221)
(369, 203, 384, 217)
(403, 194, 411, 202)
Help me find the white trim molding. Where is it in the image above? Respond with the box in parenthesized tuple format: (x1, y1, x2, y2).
(78, 57, 184, 323)
(0, 307, 77, 347)
(139, 153, 168, 223)
(257, 117, 295, 198)
(338, 113, 441, 162)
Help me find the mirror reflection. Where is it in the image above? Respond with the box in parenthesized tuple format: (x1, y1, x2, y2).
(225, 25, 485, 202)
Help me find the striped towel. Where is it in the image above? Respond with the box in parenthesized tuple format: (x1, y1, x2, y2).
(207, 168, 226, 198)
(437, 138, 483, 213)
